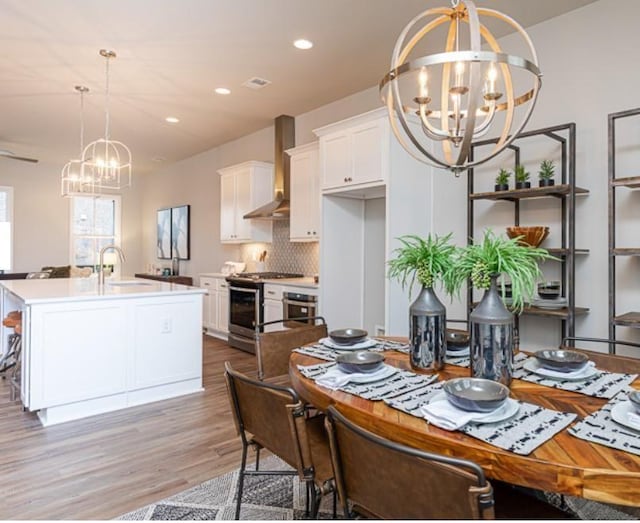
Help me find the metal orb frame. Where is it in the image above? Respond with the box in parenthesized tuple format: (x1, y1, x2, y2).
(380, 0, 542, 174)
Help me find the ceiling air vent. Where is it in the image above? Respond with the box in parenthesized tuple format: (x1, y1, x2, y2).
(243, 77, 271, 90)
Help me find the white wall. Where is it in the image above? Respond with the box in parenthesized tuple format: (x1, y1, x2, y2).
(0, 158, 143, 275)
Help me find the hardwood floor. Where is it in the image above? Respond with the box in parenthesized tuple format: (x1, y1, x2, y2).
(0, 335, 257, 520)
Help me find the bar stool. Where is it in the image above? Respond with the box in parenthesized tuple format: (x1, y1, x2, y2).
(9, 319, 22, 401)
(1, 310, 22, 377)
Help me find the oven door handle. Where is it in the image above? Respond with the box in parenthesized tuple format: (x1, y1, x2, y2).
(230, 286, 259, 295)
(283, 298, 317, 307)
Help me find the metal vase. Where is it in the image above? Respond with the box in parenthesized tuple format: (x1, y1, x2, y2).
(469, 275, 514, 386)
(409, 286, 446, 372)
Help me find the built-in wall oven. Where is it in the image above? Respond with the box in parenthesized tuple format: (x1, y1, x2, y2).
(283, 291, 318, 324)
(226, 272, 303, 353)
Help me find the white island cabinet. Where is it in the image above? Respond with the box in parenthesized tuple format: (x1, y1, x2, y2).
(0, 277, 206, 426)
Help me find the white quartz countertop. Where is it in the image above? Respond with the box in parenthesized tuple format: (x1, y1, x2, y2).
(262, 277, 318, 289)
(0, 277, 206, 305)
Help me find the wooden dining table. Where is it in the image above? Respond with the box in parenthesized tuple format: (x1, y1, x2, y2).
(289, 341, 640, 507)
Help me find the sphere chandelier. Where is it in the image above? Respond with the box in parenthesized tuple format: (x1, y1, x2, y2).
(380, 0, 542, 174)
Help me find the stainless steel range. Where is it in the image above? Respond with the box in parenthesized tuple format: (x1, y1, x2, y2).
(226, 272, 303, 353)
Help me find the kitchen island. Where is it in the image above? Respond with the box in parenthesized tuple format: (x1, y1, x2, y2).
(0, 277, 206, 426)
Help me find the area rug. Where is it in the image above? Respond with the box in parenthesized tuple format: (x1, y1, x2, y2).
(116, 455, 335, 520)
(116, 454, 640, 521)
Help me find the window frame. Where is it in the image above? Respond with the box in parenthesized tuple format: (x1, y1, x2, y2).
(69, 194, 122, 273)
(0, 186, 14, 272)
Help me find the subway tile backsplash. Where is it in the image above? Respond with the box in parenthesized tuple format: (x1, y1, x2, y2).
(240, 220, 319, 275)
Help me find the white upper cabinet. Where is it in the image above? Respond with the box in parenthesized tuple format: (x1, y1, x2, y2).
(314, 108, 390, 192)
(287, 142, 320, 242)
(217, 161, 274, 243)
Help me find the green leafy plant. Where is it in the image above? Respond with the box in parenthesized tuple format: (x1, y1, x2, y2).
(538, 159, 555, 180)
(449, 229, 555, 312)
(388, 233, 457, 293)
(514, 164, 530, 183)
(495, 168, 511, 186)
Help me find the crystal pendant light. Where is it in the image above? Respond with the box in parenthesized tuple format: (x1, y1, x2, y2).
(61, 85, 95, 197)
(82, 49, 132, 191)
(379, 0, 542, 174)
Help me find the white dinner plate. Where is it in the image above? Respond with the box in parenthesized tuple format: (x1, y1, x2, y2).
(523, 358, 599, 381)
(610, 401, 640, 432)
(340, 364, 398, 383)
(428, 392, 520, 424)
(321, 337, 378, 350)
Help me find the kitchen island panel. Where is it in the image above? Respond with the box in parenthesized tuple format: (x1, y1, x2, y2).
(132, 297, 202, 388)
(30, 302, 128, 409)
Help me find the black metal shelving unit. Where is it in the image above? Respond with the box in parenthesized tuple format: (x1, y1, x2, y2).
(467, 123, 589, 345)
(608, 108, 640, 354)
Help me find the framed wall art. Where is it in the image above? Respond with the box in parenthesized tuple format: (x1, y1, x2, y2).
(156, 207, 172, 260)
(171, 204, 190, 260)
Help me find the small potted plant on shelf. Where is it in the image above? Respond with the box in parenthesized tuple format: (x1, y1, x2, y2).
(388, 233, 457, 372)
(538, 159, 556, 187)
(495, 168, 511, 192)
(514, 164, 531, 189)
(449, 229, 554, 385)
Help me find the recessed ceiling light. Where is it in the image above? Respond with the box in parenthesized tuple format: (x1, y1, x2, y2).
(215, 87, 231, 95)
(165, 117, 179, 123)
(294, 39, 313, 50)
(151, 156, 166, 163)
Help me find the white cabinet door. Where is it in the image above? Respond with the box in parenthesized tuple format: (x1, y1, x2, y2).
(220, 174, 236, 242)
(352, 119, 385, 185)
(200, 277, 217, 330)
(233, 169, 252, 241)
(321, 132, 350, 189)
(218, 161, 274, 244)
(217, 285, 229, 334)
(289, 143, 320, 241)
(264, 299, 284, 332)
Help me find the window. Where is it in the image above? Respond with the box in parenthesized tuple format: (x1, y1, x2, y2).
(70, 195, 121, 270)
(0, 186, 13, 271)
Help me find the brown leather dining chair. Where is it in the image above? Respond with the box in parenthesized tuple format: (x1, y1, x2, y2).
(254, 316, 327, 381)
(224, 362, 334, 519)
(324, 405, 495, 519)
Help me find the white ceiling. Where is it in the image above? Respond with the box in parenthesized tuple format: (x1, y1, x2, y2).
(0, 0, 598, 175)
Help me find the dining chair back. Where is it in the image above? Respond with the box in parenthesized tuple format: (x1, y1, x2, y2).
(562, 336, 640, 355)
(224, 362, 334, 519)
(325, 405, 495, 519)
(255, 316, 327, 380)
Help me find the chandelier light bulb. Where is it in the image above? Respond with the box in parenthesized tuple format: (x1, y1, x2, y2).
(380, 0, 542, 173)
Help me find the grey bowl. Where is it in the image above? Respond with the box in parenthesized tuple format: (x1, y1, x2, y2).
(336, 351, 384, 374)
(329, 328, 368, 345)
(443, 378, 510, 413)
(446, 329, 470, 349)
(534, 349, 589, 372)
(629, 391, 640, 414)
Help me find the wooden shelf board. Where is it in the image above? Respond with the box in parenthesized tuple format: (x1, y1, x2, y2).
(469, 184, 589, 201)
(613, 312, 640, 327)
(546, 248, 589, 256)
(521, 306, 590, 318)
(611, 176, 640, 188)
(612, 248, 640, 256)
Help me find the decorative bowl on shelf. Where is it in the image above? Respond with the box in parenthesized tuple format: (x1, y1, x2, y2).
(442, 378, 509, 412)
(534, 349, 589, 372)
(506, 226, 549, 248)
(329, 328, 368, 345)
(538, 281, 561, 300)
(336, 351, 384, 374)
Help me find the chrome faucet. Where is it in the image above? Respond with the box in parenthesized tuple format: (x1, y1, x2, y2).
(98, 245, 126, 286)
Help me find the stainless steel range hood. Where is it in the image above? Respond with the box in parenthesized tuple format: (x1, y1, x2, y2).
(243, 115, 295, 220)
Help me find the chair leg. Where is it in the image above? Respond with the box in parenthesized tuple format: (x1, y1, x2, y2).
(235, 443, 249, 520)
(309, 483, 322, 519)
(255, 446, 261, 471)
